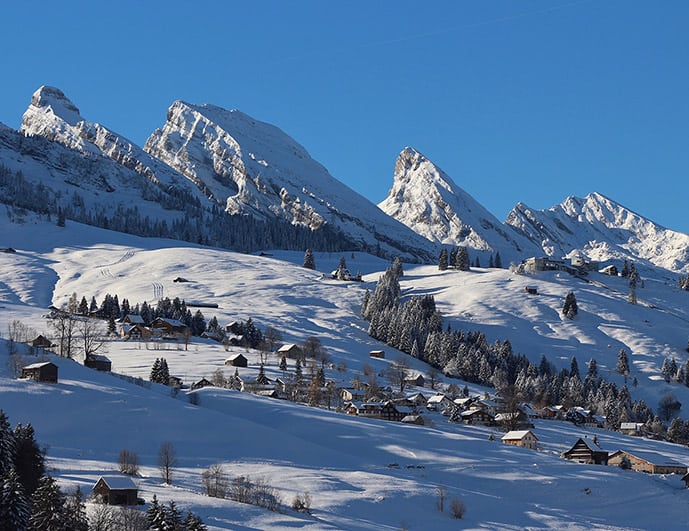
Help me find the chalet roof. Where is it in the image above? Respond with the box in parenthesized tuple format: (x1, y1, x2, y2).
(226, 353, 247, 361)
(96, 475, 137, 490)
(23, 361, 55, 370)
(427, 394, 450, 404)
(502, 430, 537, 441)
(153, 317, 186, 327)
(89, 354, 111, 362)
(576, 437, 606, 453)
(612, 449, 686, 468)
(461, 407, 493, 418)
(277, 343, 299, 352)
(122, 314, 145, 324)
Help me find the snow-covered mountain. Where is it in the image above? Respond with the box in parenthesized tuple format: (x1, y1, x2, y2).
(144, 100, 434, 260)
(378, 147, 541, 263)
(507, 192, 689, 274)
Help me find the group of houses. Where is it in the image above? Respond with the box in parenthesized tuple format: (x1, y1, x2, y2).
(119, 314, 190, 342)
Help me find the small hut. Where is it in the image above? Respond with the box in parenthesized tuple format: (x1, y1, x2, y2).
(21, 362, 58, 383)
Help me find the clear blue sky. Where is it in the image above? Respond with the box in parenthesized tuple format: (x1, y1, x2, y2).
(2, 1, 688, 232)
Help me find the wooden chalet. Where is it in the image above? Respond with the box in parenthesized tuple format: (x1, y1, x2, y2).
(359, 401, 404, 422)
(119, 323, 152, 341)
(151, 317, 189, 340)
(501, 430, 539, 450)
(191, 378, 214, 391)
(369, 350, 385, 359)
(460, 407, 494, 426)
(21, 362, 58, 383)
(562, 437, 608, 465)
(277, 343, 302, 359)
(31, 335, 53, 349)
(92, 475, 139, 505)
(168, 376, 184, 388)
(121, 314, 146, 326)
(405, 373, 425, 388)
(426, 393, 453, 412)
(608, 450, 687, 475)
(566, 407, 605, 427)
(225, 353, 248, 367)
(84, 354, 112, 372)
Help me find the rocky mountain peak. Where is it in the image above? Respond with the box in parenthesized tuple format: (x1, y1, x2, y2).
(25, 85, 83, 127)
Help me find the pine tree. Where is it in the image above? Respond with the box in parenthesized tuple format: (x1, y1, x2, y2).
(29, 475, 66, 531)
(184, 511, 208, 531)
(150, 358, 162, 383)
(256, 364, 269, 385)
(438, 249, 448, 271)
(89, 296, 98, 315)
(191, 310, 206, 336)
(13, 423, 44, 499)
(0, 410, 15, 477)
(570, 357, 580, 380)
(562, 291, 578, 319)
(454, 246, 470, 271)
(107, 315, 116, 335)
(164, 500, 183, 530)
(494, 252, 502, 269)
(78, 296, 88, 316)
(279, 355, 287, 375)
(63, 487, 88, 531)
(587, 358, 598, 379)
(0, 468, 30, 531)
(146, 494, 166, 530)
(616, 349, 630, 376)
(391, 257, 404, 278)
(302, 248, 316, 270)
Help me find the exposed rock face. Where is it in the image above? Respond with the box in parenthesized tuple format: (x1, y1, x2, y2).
(144, 101, 435, 260)
(379, 147, 538, 263)
(506, 192, 689, 273)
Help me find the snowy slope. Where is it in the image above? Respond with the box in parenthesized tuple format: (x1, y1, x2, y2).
(144, 101, 435, 261)
(4, 212, 689, 529)
(379, 147, 540, 264)
(507, 192, 689, 273)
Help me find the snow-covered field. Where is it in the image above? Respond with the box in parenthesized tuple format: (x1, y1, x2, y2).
(3, 211, 689, 530)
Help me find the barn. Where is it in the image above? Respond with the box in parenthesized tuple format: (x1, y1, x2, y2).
(21, 361, 58, 383)
(92, 476, 139, 505)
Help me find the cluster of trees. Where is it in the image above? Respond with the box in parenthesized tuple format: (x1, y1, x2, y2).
(150, 358, 171, 385)
(0, 160, 365, 256)
(562, 291, 578, 319)
(0, 409, 85, 530)
(146, 496, 206, 530)
(438, 246, 470, 271)
(199, 464, 281, 511)
(361, 261, 670, 433)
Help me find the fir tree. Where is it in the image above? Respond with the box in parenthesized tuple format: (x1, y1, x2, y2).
(279, 355, 287, 375)
(438, 249, 448, 271)
(391, 256, 404, 278)
(77, 296, 88, 316)
(29, 475, 65, 531)
(302, 248, 316, 270)
(494, 252, 502, 269)
(0, 410, 15, 477)
(562, 291, 578, 319)
(616, 349, 630, 376)
(587, 358, 598, 379)
(184, 510, 208, 530)
(570, 357, 580, 380)
(256, 364, 269, 385)
(146, 494, 166, 530)
(13, 423, 44, 499)
(63, 487, 88, 531)
(191, 310, 206, 336)
(0, 468, 30, 531)
(454, 246, 470, 271)
(107, 315, 117, 335)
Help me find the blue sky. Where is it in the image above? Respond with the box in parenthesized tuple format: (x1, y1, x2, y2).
(2, 1, 688, 233)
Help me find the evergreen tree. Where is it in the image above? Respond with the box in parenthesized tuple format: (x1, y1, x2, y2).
(295, 358, 303, 383)
(77, 296, 88, 316)
(63, 487, 88, 531)
(191, 310, 206, 336)
(0, 410, 15, 477)
(164, 500, 183, 530)
(107, 315, 117, 335)
(621, 259, 629, 277)
(438, 249, 448, 271)
(587, 358, 598, 379)
(279, 355, 287, 375)
(184, 511, 208, 531)
(494, 252, 502, 269)
(454, 246, 470, 271)
(570, 357, 580, 380)
(89, 296, 98, 315)
(56, 208, 65, 227)
(488, 254, 494, 268)
(391, 256, 404, 278)
(302, 248, 316, 270)
(146, 494, 166, 530)
(13, 423, 44, 499)
(562, 291, 578, 319)
(29, 475, 65, 531)
(256, 364, 269, 385)
(616, 349, 630, 376)
(0, 468, 30, 531)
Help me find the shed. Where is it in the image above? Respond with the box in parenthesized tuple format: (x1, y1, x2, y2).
(84, 354, 112, 372)
(191, 378, 214, 390)
(21, 362, 58, 383)
(225, 353, 248, 367)
(92, 475, 139, 505)
(31, 335, 53, 349)
(277, 344, 302, 359)
(608, 450, 687, 475)
(501, 430, 539, 450)
(369, 350, 385, 359)
(525, 286, 538, 295)
(562, 437, 608, 465)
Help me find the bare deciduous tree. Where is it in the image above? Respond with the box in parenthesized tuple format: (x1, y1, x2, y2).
(118, 449, 140, 476)
(81, 318, 107, 361)
(201, 463, 228, 498)
(158, 441, 177, 484)
(386, 356, 410, 395)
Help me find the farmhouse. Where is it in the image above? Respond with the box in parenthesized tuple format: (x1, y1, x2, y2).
(619, 422, 644, 436)
(225, 353, 248, 367)
(277, 343, 302, 359)
(21, 362, 58, 383)
(608, 450, 687, 475)
(92, 475, 139, 505)
(84, 354, 112, 372)
(562, 437, 608, 465)
(501, 430, 539, 450)
(358, 401, 404, 422)
(404, 373, 425, 388)
(461, 408, 494, 426)
(426, 393, 453, 412)
(151, 317, 189, 340)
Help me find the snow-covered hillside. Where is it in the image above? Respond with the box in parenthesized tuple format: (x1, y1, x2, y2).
(379, 147, 540, 264)
(3, 211, 689, 529)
